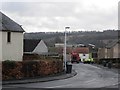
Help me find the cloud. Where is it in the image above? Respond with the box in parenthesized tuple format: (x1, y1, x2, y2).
(1, 1, 119, 32)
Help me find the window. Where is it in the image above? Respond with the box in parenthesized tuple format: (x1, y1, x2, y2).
(7, 32, 11, 43)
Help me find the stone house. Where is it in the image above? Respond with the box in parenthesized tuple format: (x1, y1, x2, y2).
(106, 39, 120, 59)
(98, 39, 120, 59)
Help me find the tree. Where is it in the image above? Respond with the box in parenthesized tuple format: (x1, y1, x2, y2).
(54, 36, 63, 43)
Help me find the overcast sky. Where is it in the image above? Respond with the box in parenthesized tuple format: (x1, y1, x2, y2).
(1, 0, 119, 32)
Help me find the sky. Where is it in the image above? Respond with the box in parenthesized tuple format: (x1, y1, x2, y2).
(1, 0, 120, 32)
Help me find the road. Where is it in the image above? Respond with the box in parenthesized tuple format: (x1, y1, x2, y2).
(2, 63, 119, 89)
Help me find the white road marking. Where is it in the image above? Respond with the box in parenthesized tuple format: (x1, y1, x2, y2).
(45, 83, 74, 88)
(84, 79, 97, 84)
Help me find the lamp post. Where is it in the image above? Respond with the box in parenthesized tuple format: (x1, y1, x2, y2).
(64, 27, 70, 71)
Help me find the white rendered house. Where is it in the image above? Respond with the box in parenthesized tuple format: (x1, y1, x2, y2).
(0, 12, 24, 61)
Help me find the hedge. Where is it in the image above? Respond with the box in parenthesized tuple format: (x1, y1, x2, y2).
(2, 59, 63, 80)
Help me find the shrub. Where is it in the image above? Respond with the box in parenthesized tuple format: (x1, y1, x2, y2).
(2, 60, 16, 69)
(22, 61, 38, 77)
(2, 59, 63, 80)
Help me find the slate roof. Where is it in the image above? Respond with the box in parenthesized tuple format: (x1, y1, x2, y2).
(106, 39, 120, 48)
(0, 12, 24, 32)
(24, 39, 41, 52)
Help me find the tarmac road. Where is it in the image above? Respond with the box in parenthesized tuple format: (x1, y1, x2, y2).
(2, 63, 119, 89)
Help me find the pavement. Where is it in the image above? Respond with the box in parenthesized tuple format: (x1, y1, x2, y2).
(92, 63, 120, 74)
(2, 70, 77, 85)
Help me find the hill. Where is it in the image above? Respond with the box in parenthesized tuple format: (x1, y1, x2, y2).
(24, 30, 119, 48)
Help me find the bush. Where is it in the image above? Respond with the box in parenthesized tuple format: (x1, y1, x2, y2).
(2, 60, 16, 69)
(22, 61, 38, 77)
(2, 59, 63, 80)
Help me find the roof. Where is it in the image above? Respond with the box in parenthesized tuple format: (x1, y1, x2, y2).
(24, 39, 41, 52)
(72, 47, 89, 54)
(0, 12, 24, 32)
(106, 39, 120, 49)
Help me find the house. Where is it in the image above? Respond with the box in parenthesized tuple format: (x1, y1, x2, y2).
(55, 43, 64, 47)
(98, 39, 120, 59)
(0, 12, 24, 61)
(98, 48, 107, 59)
(72, 47, 89, 62)
(55, 43, 73, 48)
(106, 39, 120, 59)
(24, 39, 48, 54)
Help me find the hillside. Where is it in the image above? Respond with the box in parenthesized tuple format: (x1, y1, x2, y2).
(24, 30, 119, 48)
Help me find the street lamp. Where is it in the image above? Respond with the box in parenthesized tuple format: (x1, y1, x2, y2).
(64, 26, 70, 71)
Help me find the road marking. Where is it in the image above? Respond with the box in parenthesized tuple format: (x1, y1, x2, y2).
(45, 83, 74, 88)
(84, 79, 97, 84)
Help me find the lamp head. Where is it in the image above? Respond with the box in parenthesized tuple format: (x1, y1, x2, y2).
(65, 27, 70, 29)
